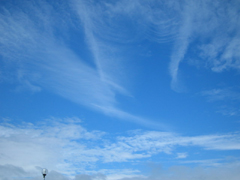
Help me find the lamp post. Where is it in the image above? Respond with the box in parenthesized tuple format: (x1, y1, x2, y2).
(42, 168, 48, 180)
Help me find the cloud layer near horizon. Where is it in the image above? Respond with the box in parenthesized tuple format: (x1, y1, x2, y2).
(1, 118, 240, 178)
(1, 162, 240, 180)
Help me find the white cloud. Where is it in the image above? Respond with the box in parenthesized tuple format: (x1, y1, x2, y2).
(176, 153, 188, 159)
(1, 118, 240, 177)
(116, 130, 240, 153)
(0, 118, 105, 175)
(195, 0, 240, 73)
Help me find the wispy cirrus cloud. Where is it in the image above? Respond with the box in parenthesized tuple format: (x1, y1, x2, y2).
(201, 88, 240, 102)
(201, 87, 240, 116)
(167, 0, 240, 91)
(0, 0, 164, 127)
(1, 0, 240, 125)
(72, 0, 190, 93)
(72, 0, 134, 95)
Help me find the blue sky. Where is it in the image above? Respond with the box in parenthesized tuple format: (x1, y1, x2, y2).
(1, 0, 240, 179)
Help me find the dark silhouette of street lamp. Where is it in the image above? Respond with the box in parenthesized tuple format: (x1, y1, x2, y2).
(42, 168, 48, 180)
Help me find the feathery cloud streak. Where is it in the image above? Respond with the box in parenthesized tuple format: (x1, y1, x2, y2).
(0, 0, 118, 107)
(0, 0, 161, 127)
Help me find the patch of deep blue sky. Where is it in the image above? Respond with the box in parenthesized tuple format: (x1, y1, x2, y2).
(0, 0, 240, 177)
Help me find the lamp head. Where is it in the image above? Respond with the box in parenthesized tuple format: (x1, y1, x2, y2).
(42, 168, 48, 178)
